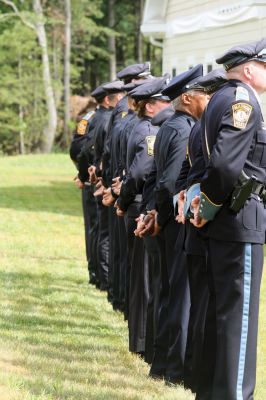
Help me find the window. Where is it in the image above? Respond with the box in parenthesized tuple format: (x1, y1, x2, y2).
(207, 64, 213, 73)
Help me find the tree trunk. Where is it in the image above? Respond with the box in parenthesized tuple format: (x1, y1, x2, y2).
(18, 53, 25, 155)
(63, 0, 71, 147)
(52, 29, 61, 107)
(137, 0, 144, 63)
(33, 0, 57, 153)
(108, 0, 116, 81)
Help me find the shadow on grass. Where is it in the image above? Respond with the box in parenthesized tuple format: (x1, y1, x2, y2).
(0, 181, 82, 217)
(0, 269, 142, 400)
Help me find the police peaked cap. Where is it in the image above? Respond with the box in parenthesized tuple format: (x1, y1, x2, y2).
(91, 84, 108, 102)
(122, 78, 155, 93)
(129, 74, 171, 101)
(162, 64, 204, 100)
(151, 105, 175, 127)
(216, 37, 266, 71)
(101, 80, 125, 94)
(117, 62, 151, 80)
(191, 68, 227, 94)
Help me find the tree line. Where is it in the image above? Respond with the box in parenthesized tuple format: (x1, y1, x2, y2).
(0, 0, 162, 155)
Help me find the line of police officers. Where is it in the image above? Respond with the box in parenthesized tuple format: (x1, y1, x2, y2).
(70, 38, 266, 400)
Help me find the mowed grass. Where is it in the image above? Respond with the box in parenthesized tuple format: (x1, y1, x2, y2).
(0, 155, 265, 400)
(0, 154, 195, 400)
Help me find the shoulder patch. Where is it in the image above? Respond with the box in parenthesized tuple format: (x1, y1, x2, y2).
(232, 103, 253, 130)
(77, 119, 88, 135)
(235, 86, 249, 102)
(146, 135, 156, 156)
(121, 111, 128, 119)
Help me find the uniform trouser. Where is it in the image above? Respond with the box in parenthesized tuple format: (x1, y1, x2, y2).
(184, 254, 209, 392)
(143, 236, 161, 364)
(196, 239, 263, 400)
(150, 220, 190, 382)
(126, 202, 149, 353)
(123, 213, 134, 321)
(149, 232, 170, 377)
(107, 207, 117, 303)
(96, 199, 109, 290)
(82, 185, 98, 282)
(111, 213, 121, 310)
(117, 216, 128, 312)
(164, 240, 190, 383)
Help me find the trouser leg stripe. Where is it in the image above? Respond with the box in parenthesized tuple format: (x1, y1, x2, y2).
(236, 243, 252, 400)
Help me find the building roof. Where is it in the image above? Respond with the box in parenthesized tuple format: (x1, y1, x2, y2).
(141, 0, 266, 38)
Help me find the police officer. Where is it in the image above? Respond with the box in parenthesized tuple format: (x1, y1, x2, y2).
(115, 75, 171, 355)
(176, 69, 227, 393)
(187, 38, 266, 400)
(101, 63, 152, 310)
(88, 81, 125, 290)
(138, 104, 175, 364)
(110, 79, 150, 319)
(138, 65, 208, 385)
(69, 96, 97, 285)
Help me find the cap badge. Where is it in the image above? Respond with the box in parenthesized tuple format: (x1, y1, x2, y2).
(146, 135, 156, 156)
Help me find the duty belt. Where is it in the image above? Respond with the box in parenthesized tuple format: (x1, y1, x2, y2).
(252, 181, 266, 201)
(230, 171, 266, 212)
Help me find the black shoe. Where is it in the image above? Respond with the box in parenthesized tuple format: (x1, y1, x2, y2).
(149, 372, 164, 381)
(99, 284, 108, 292)
(89, 276, 97, 285)
(164, 376, 183, 387)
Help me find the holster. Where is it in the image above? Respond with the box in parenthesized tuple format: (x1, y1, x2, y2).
(230, 171, 266, 212)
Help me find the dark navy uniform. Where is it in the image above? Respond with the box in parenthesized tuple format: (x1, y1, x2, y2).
(116, 74, 171, 354)
(185, 41, 266, 399)
(142, 105, 174, 365)
(102, 96, 128, 309)
(176, 120, 209, 393)
(149, 65, 205, 384)
(69, 110, 98, 285)
(102, 66, 151, 310)
(118, 110, 138, 179)
(118, 116, 159, 353)
(149, 110, 195, 383)
(116, 110, 138, 320)
(92, 105, 114, 290)
(176, 69, 227, 393)
(193, 78, 266, 400)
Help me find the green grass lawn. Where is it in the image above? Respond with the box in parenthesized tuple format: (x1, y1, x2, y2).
(0, 154, 265, 400)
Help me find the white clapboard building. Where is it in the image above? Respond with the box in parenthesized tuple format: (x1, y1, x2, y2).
(141, 0, 266, 111)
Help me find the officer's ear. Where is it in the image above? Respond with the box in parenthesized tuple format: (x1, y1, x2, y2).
(145, 101, 154, 114)
(243, 63, 253, 80)
(181, 92, 192, 105)
(105, 96, 110, 107)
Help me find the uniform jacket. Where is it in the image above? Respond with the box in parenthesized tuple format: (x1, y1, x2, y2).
(92, 106, 113, 178)
(154, 111, 196, 228)
(176, 120, 206, 255)
(117, 116, 158, 212)
(201, 80, 266, 243)
(102, 96, 128, 186)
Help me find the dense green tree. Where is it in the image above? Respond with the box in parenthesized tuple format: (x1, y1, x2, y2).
(0, 0, 162, 154)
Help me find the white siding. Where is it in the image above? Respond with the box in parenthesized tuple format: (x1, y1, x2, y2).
(162, 14, 266, 111)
